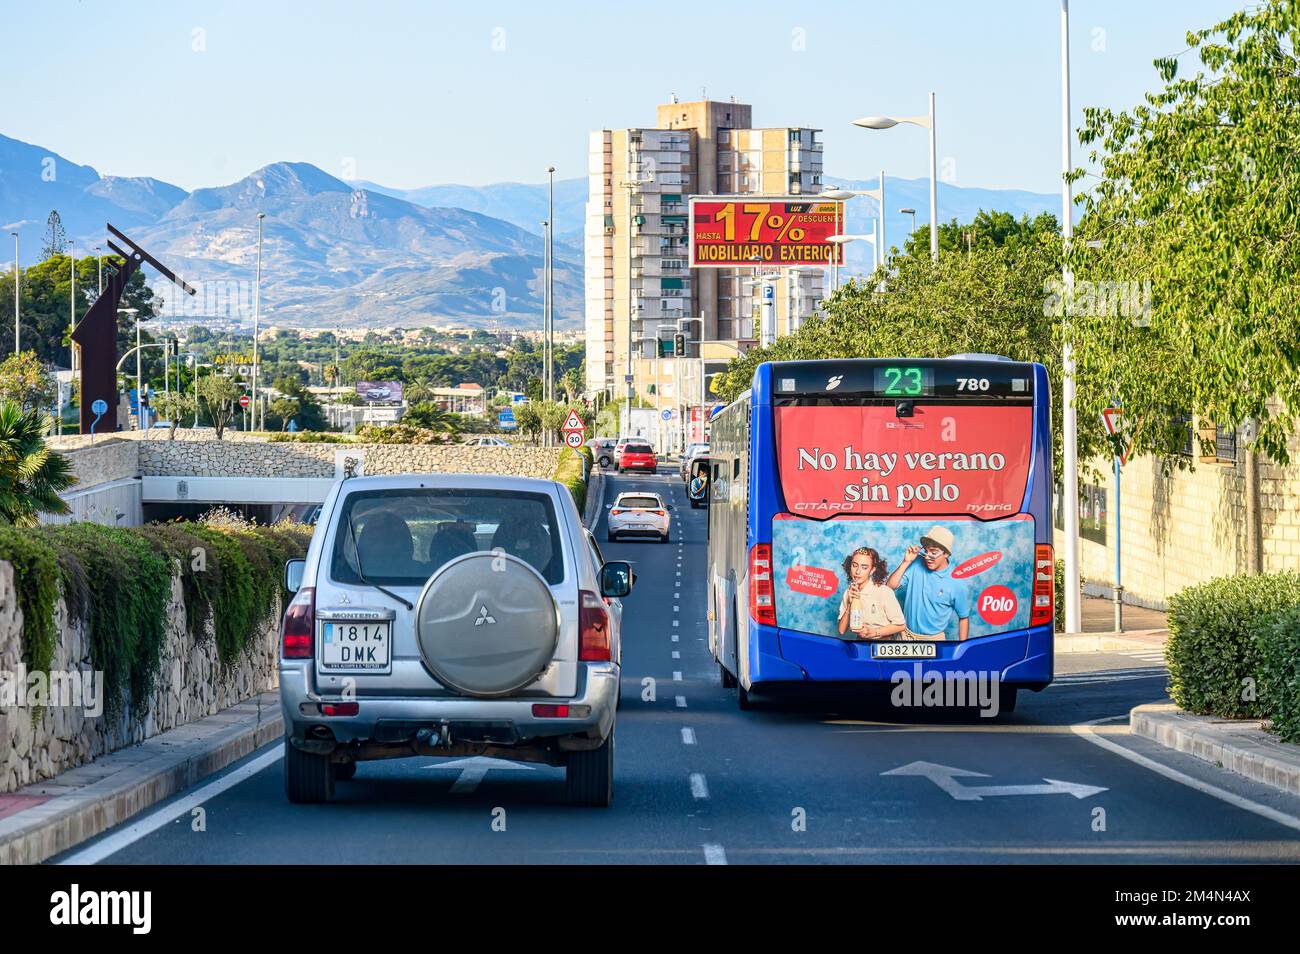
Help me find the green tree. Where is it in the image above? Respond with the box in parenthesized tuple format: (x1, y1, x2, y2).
(0, 352, 56, 412)
(268, 397, 301, 431)
(151, 392, 196, 441)
(197, 374, 241, 440)
(1067, 0, 1300, 465)
(403, 402, 460, 433)
(0, 402, 73, 525)
(270, 377, 327, 431)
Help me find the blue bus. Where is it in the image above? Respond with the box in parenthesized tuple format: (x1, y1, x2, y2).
(705, 355, 1054, 712)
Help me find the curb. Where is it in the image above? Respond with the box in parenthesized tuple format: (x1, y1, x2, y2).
(583, 470, 605, 528)
(0, 692, 283, 866)
(1055, 629, 1168, 654)
(1131, 703, 1300, 797)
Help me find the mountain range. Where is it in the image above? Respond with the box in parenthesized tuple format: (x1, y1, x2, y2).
(1, 132, 1058, 329)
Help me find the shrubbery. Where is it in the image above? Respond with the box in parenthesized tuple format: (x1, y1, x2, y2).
(1166, 572, 1300, 735)
(354, 423, 455, 444)
(553, 446, 591, 514)
(266, 431, 350, 444)
(0, 514, 312, 719)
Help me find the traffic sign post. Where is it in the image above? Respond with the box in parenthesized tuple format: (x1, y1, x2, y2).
(561, 410, 585, 454)
(1100, 405, 1126, 633)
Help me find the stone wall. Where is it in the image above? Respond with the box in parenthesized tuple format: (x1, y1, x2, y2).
(138, 441, 563, 480)
(59, 439, 141, 487)
(0, 560, 280, 793)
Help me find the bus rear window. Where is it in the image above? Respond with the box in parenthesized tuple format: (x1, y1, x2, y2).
(774, 403, 1033, 517)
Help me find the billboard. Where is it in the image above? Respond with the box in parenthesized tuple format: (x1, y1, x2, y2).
(355, 381, 404, 403)
(774, 404, 1033, 517)
(772, 513, 1036, 642)
(689, 197, 845, 268)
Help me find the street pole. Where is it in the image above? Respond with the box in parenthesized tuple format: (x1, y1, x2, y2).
(541, 217, 550, 445)
(1061, 0, 1082, 634)
(10, 232, 17, 355)
(1113, 454, 1123, 632)
(136, 316, 143, 430)
(928, 92, 938, 262)
(67, 241, 76, 375)
(547, 165, 555, 414)
(95, 246, 103, 296)
(878, 170, 887, 269)
(253, 212, 265, 431)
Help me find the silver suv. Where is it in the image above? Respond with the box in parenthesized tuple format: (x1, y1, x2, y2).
(279, 474, 633, 806)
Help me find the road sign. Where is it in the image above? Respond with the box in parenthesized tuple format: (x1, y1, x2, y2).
(661, 409, 674, 421)
(562, 410, 584, 432)
(239, 394, 251, 408)
(1100, 406, 1131, 464)
(565, 431, 584, 448)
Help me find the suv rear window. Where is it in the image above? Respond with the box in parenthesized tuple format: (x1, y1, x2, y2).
(330, 488, 564, 586)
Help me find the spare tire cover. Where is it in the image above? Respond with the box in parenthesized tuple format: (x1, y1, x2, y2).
(415, 551, 559, 697)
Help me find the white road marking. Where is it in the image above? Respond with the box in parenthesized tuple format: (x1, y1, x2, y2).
(690, 773, 710, 799)
(673, 604, 679, 611)
(425, 756, 536, 793)
(681, 727, 696, 745)
(880, 760, 1107, 801)
(672, 650, 680, 659)
(673, 620, 679, 627)
(675, 695, 687, 707)
(57, 745, 284, 865)
(703, 843, 728, 865)
(675, 582, 680, 588)
(1072, 716, 1300, 834)
(673, 671, 682, 681)
(671, 634, 679, 642)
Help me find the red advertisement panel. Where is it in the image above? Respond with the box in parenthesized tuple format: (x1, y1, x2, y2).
(775, 404, 1033, 516)
(689, 198, 845, 267)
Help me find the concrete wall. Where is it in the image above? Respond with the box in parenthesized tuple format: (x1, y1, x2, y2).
(1055, 426, 1300, 609)
(40, 440, 144, 527)
(0, 560, 280, 793)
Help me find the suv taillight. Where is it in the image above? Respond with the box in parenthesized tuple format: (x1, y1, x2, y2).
(749, 543, 776, 626)
(281, 586, 315, 659)
(579, 589, 612, 661)
(1031, 545, 1054, 627)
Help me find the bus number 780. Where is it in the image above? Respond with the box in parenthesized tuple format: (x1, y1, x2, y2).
(957, 378, 990, 392)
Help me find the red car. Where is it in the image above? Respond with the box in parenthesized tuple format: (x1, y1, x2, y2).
(617, 442, 657, 473)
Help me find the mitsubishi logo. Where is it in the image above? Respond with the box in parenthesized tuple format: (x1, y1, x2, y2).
(474, 605, 496, 626)
(827, 374, 843, 391)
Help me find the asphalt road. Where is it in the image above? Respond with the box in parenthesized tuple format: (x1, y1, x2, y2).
(53, 467, 1300, 865)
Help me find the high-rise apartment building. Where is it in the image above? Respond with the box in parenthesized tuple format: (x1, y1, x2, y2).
(584, 97, 825, 406)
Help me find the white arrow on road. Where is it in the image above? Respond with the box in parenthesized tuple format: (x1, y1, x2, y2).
(424, 757, 536, 793)
(881, 761, 1107, 801)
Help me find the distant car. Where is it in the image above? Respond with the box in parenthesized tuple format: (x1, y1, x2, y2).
(607, 491, 673, 544)
(612, 436, 639, 467)
(364, 386, 392, 401)
(679, 442, 710, 481)
(617, 442, 656, 473)
(462, 436, 511, 447)
(590, 438, 618, 468)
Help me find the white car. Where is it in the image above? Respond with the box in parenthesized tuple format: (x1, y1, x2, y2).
(463, 436, 512, 447)
(606, 491, 674, 544)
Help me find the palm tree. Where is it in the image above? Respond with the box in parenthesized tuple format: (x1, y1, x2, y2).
(0, 401, 74, 525)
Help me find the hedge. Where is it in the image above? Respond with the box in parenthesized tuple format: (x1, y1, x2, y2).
(1257, 606, 1300, 743)
(1166, 571, 1300, 723)
(553, 445, 592, 514)
(0, 515, 312, 719)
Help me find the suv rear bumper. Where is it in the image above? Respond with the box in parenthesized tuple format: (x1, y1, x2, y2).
(279, 660, 619, 752)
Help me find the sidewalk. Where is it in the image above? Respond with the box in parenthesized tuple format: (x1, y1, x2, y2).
(1132, 703, 1300, 797)
(1054, 596, 1169, 654)
(0, 691, 282, 865)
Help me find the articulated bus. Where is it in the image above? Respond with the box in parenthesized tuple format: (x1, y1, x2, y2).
(706, 355, 1054, 712)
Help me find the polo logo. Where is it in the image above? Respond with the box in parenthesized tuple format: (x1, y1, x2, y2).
(474, 606, 496, 626)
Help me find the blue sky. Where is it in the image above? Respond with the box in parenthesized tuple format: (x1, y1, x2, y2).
(1, 0, 1244, 193)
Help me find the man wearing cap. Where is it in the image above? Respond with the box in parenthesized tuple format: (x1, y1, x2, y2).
(885, 525, 972, 641)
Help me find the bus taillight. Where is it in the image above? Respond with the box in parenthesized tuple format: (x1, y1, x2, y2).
(749, 543, 777, 626)
(1031, 544, 1054, 627)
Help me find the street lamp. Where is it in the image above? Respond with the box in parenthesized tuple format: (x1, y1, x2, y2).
(821, 170, 886, 268)
(546, 165, 555, 411)
(66, 240, 77, 375)
(853, 93, 938, 262)
(1060, 0, 1082, 633)
(9, 232, 17, 355)
(119, 308, 141, 429)
(899, 207, 917, 239)
(826, 232, 878, 291)
(252, 212, 265, 430)
(541, 217, 551, 445)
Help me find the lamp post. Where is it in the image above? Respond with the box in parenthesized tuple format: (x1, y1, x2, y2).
(618, 162, 654, 431)
(95, 245, 103, 295)
(826, 233, 878, 291)
(119, 308, 141, 429)
(822, 170, 886, 270)
(741, 275, 780, 346)
(541, 217, 550, 445)
(66, 240, 77, 375)
(853, 94, 938, 262)
(9, 232, 17, 355)
(1060, 0, 1082, 633)
(252, 212, 265, 430)
(546, 165, 555, 412)
(899, 207, 917, 242)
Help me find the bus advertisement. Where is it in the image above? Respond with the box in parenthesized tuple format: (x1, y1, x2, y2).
(706, 356, 1054, 712)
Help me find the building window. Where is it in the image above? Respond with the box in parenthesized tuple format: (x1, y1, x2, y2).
(1215, 424, 1238, 463)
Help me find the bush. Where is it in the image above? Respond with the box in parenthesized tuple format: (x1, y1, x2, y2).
(354, 423, 454, 445)
(553, 446, 590, 514)
(1257, 606, 1300, 743)
(267, 431, 349, 444)
(1166, 572, 1300, 719)
(0, 518, 313, 720)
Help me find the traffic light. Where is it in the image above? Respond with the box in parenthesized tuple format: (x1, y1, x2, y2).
(673, 332, 686, 356)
